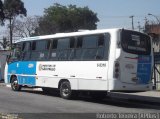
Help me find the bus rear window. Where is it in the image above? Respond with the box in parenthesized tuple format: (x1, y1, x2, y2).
(121, 30, 151, 55)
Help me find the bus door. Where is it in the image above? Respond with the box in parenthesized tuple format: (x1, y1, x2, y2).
(120, 30, 152, 84)
(7, 46, 23, 83)
(20, 42, 36, 86)
(20, 61, 36, 85)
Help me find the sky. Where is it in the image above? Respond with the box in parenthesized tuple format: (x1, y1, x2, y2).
(22, 0, 160, 30)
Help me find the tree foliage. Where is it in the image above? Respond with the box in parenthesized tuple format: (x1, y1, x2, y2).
(0, 0, 4, 24)
(3, 0, 27, 19)
(13, 16, 39, 38)
(35, 3, 99, 35)
(34, 16, 58, 36)
(3, 0, 27, 47)
(0, 37, 10, 50)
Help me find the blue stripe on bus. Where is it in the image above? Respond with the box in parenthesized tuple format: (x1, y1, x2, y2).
(137, 55, 152, 84)
(8, 61, 36, 85)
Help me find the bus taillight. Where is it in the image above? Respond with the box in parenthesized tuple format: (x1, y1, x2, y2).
(114, 61, 120, 79)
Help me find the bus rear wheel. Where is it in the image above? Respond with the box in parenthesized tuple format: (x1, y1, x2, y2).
(11, 77, 21, 91)
(60, 81, 76, 99)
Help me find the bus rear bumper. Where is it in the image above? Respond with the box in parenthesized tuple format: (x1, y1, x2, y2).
(108, 80, 152, 92)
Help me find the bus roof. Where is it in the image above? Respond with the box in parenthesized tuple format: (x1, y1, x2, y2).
(15, 28, 122, 43)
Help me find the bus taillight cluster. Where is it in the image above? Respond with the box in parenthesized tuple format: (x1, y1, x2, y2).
(114, 61, 120, 79)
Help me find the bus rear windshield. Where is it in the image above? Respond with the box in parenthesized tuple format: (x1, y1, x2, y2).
(121, 30, 151, 55)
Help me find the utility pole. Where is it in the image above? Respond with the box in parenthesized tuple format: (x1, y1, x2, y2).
(138, 22, 141, 32)
(129, 15, 134, 30)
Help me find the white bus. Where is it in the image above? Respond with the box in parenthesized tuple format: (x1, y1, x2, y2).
(5, 28, 153, 99)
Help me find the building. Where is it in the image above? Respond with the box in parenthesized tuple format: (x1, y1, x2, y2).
(145, 24, 160, 52)
(145, 24, 160, 90)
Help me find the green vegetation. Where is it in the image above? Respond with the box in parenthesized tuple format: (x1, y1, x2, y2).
(34, 3, 99, 35)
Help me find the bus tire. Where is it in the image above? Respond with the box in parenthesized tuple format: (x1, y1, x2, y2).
(11, 77, 22, 91)
(60, 81, 74, 99)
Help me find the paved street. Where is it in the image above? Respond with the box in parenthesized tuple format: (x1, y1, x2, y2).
(0, 86, 160, 119)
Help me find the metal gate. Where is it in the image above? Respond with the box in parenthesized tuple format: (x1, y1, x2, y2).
(153, 52, 160, 90)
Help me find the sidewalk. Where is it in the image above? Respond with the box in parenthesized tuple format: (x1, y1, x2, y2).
(109, 91, 160, 104)
(0, 81, 6, 87)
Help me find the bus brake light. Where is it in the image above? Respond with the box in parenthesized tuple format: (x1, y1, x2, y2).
(114, 62, 120, 79)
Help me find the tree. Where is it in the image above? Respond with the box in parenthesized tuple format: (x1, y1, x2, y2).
(34, 16, 58, 36)
(0, 37, 10, 50)
(0, 0, 5, 24)
(35, 3, 99, 35)
(3, 0, 27, 47)
(13, 16, 39, 38)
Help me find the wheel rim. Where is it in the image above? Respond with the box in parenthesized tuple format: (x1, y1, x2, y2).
(61, 83, 70, 97)
(12, 79, 18, 90)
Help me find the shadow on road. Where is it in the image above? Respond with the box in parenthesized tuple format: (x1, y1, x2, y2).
(20, 88, 160, 110)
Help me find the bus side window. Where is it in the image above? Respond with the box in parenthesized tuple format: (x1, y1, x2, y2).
(76, 37, 83, 48)
(52, 39, 58, 49)
(57, 38, 70, 61)
(74, 37, 83, 60)
(31, 40, 49, 61)
(46, 40, 51, 50)
(50, 39, 58, 60)
(68, 37, 76, 60)
(8, 43, 22, 63)
(32, 41, 36, 51)
(39, 40, 50, 60)
(96, 34, 105, 60)
(98, 35, 105, 47)
(30, 41, 37, 60)
(81, 35, 97, 60)
(22, 42, 31, 61)
(14, 44, 21, 60)
(104, 33, 110, 60)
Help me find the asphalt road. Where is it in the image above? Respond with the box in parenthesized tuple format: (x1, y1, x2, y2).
(0, 86, 160, 119)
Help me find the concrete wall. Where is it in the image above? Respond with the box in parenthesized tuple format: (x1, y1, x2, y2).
(0, 50, 11, 80)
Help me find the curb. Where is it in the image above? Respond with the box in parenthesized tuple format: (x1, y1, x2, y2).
(0, 83, 6, 87)
(0, 83, 42, 91)
(109, 92, 160, 104)
(6, 84, 11, 87)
